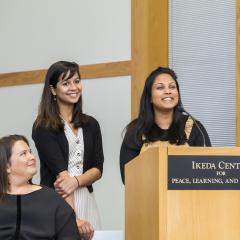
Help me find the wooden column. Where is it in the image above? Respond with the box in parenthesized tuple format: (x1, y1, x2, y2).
(131, 0, 168, 118)
(237, 0, 240, 146)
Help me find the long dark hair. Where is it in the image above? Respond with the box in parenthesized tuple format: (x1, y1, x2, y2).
(34, 61, 89, 130)
(127, 66, 187, 145)
(0, 135, 29, 200)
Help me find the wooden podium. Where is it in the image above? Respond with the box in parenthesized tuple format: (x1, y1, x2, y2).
(125, 146, 240, 240)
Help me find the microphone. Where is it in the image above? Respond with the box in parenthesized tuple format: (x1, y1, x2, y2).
(181, 108, 206, 147)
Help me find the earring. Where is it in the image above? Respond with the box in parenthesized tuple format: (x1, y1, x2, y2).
(53, 95, 57, 101)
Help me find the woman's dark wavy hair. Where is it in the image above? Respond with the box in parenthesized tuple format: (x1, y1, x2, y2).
(0, 135, 29, 200)
(127, 66, 187, 145)
(34, 61, 89, 130)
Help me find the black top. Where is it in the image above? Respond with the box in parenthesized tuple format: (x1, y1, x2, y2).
(32, 116, 104, 193)
(0, 186, 80, 240)
(120, 116, 211, 183)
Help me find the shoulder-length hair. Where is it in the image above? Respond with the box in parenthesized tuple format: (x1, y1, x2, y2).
(0, 135, 29, 200)
(127, 66, 187, 145)
(34, 61, 89, 130)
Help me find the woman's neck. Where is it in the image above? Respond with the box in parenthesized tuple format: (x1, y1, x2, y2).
(8, 182, 35, 195)
(59, 104, 74, 124)
(154, 109, 174, 130)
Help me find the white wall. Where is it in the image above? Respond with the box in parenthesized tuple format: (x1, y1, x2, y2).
(0, 0, 131, 230)
(0, 0, 130, 71)
(82, 77, 130, 229)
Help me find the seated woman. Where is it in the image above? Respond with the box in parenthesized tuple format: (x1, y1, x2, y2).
(0, 134, 81, 240)
(120, 67, 211, 183)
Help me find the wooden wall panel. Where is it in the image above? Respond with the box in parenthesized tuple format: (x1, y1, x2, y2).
(0, 61, 131, 87)
(131, 0, 168, 118)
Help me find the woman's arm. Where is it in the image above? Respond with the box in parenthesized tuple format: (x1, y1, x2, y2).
(66, 195, 94, 240)
(76, 168, 101, 187)
(88, 118, 104, 174)
(54, 170, 78, 198)
(58, 172, 94, 240)
(55, 190, 93, 240)
(55, 168, 101, 197)
(120, 131, 141, 184)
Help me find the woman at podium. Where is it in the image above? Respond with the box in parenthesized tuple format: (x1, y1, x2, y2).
(120, 67, 211, 183)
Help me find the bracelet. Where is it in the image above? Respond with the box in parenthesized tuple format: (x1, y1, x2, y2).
(74, 176, 80, 187)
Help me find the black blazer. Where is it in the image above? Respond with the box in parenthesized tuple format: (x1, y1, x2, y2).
(32, 116, 104, 193)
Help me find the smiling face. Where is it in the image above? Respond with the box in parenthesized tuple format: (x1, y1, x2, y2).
(51, 71, 82, 107)
(7, 140, 37, 181)
(151, 73, 179, 113)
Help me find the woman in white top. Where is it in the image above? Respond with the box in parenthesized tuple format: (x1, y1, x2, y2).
(32, 61, 104, 239)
